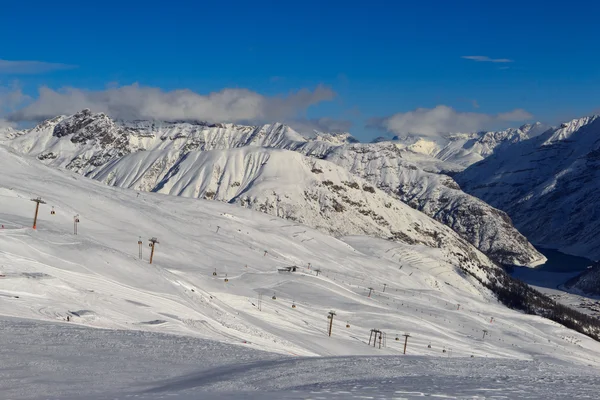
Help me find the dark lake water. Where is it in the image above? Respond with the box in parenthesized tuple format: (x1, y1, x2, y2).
(532, 247, 595, 272)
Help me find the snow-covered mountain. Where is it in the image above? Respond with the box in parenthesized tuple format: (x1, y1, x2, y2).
(456, 115, 600, 260)
(91, 146, 484, 250)
(2, 109, 545, 266)
(392, 123, 549, 168)
(311, 142, 545, 266)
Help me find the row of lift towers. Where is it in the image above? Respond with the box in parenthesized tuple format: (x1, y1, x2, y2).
(30, 198, 479, 355)
(30, 197, 160, 264)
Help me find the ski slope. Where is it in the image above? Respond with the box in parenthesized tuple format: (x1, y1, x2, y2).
(1, 144, 600, 368)
(3, 317, 600, 400)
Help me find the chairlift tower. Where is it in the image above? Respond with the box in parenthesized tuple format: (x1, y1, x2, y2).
(403, 333, 411, 354)
(30, 197, 46, 230)
(148, 237, 159, 264)
(327, 311, 336, 337)
(73, 214, 80, 235)
(368, 329, 386, 349)
(138, 236, 143, 259)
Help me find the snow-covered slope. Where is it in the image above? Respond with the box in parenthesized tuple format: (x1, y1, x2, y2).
(3, 110, 544, 266)
(4, 318, 600, 400)
(91, 145, 483, 248)
(456, 116, 600, 260)
(1, 145, 599, 366)
(314, 142, 545, 266)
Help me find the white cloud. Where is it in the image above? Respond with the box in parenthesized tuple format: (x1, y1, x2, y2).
(0, 118, 15, 129)
(369, 105, 533, 138)
(0, 84, 31, 111)
(9, 83, 336, 123)
(0, 84, 31, 128)
(497, 109, 533, 121)
(462, 56, 513, 63)
(0, 59, 77, 74)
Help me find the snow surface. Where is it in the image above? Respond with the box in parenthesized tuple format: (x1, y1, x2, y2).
(3, 317, 600, 400)
(2, 144, 600, 398)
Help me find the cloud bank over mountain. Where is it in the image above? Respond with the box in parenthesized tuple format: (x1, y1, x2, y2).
(369, 105, 533, 138)
(8, 83, 337, 126)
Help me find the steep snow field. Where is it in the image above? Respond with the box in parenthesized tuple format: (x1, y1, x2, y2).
(1, 145, 600, 398)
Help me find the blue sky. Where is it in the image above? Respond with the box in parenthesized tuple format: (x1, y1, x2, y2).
(1, 0, 599, 140)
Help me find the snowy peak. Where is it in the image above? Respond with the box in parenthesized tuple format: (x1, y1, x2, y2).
(313, 131, 358, 145)
(437, 125, 539, 167)
(519, 121, 550, 137)
(543, 115, 600, 145)
(406, 137, 442, 157)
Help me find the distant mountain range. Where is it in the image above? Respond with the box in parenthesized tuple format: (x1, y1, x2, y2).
(1, 109, 545, 267)
(377, 122, 550, 169)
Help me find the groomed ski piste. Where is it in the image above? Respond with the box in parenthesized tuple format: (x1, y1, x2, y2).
(1, 144, 600, 399)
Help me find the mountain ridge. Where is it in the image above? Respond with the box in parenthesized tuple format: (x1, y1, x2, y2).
(2, 109, 545, 266)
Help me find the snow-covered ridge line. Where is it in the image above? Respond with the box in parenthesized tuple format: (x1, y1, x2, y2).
(2, 109, 544, 266)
